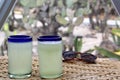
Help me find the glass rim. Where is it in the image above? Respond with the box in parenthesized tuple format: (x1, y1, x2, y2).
(37, 35, 62, 41)
(8, 35, 32, 43)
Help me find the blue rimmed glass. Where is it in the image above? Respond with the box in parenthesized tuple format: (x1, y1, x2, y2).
(37, 35, 63, 78)
(38, 36, 62, 41)
(8, 35, 32, 79)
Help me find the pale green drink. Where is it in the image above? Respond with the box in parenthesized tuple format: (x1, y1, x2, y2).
(8, 35, 32, 79)
(38, 36, 63, 78)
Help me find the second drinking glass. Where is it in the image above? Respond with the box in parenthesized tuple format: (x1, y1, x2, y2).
(37, 35, 63, 78)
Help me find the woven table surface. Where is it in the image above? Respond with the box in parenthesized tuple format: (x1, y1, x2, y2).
(0, 56, 120, 80)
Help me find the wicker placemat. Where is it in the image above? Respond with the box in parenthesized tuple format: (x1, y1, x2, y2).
(0, 56, 120, 80)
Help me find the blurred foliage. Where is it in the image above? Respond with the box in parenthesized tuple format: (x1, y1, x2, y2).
(55, 15, 68, 26)
(6, 0, 118, 52)
(11, 0, 115, 35)
(16, 0, 92, 51)
(18, 0, 91, 35)
(96, 46, 120, 60)
(96, 26, 120, 59)
(112, 28, 120, 37)
(111, 22, 120, 46)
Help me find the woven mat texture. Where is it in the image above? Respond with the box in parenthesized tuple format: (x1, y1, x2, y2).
(0, 56, 120, 80)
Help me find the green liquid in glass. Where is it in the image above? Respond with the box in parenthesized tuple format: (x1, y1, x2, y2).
(8, 42, 32, 78)
(38, 41, 63, 78)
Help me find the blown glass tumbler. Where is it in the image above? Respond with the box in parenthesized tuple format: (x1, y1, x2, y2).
(8, 35, 32, 79)
(38, 36, 63, 78)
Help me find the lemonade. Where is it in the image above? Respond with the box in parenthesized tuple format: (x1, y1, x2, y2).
(8, 35, 32, 78)
(38, 36, 63, 78)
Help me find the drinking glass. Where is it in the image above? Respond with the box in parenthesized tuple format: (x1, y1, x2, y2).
(8, 35, 32, 79)
(37, 35, 63, 78)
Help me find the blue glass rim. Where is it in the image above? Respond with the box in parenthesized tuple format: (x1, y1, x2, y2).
(38, 35, 62, 41)
(8, 35, 32, 43)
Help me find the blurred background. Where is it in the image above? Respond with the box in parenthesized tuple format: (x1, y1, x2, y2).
(0, 0, 120, 59)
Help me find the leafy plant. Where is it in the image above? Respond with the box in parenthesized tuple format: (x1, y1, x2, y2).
(95, 46, 120, 60)
(112, 28, 120, 37)
(55, 15, 68, 26)
(95, 27, 120, 59)
(111, 28, 120, 46)
(20, 0, 90, 50)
